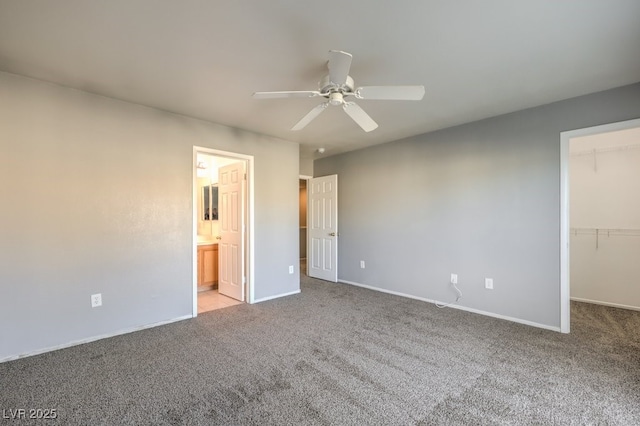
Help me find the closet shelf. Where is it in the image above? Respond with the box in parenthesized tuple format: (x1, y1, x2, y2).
(570, 143, 640, 157)
(570, 227, 640, 250)
(571, 227, 640, 237)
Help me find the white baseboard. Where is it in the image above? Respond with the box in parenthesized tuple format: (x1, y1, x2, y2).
(339, 279, 561, 333)
(0, 314, 193, 364)
(571, 297, 640, 312)
(252, 289, 300, 304)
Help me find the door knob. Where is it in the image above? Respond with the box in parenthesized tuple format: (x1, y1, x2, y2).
(329, 232, 336, 236)
(216, 236, 222, 240)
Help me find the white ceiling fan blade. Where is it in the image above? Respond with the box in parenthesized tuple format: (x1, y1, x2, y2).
(343, 102, 378, 132)
(355, 85, 425, 100)
(252, 90, 321, 99)
(291, 102, 329, 131)
(328, 50, 353, 86)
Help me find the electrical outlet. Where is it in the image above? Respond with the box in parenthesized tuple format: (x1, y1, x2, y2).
(360, 260, 365, 269)
(288, 265, 294, 274)
(91, 293, 102, 308)
(485, 278, 494, 290)
(450, 273, 458, 284)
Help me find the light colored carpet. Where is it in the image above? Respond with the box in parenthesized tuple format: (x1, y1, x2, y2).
(2, 275, 639, 425)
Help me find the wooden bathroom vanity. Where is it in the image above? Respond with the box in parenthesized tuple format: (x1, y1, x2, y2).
(197, 243, 218, 289)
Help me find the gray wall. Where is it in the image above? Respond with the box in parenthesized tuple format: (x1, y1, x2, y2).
(299, 156, 314, 177)
(0, 72, 300, 360)
(315, 83, 640, 329)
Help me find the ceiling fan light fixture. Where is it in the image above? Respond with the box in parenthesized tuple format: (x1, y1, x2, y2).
(329, 92, 344, 106)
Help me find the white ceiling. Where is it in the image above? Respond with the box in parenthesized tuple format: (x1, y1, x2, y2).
(1, 1, 639, 161)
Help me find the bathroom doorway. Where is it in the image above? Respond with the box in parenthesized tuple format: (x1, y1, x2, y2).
(193, 147, 254, 316)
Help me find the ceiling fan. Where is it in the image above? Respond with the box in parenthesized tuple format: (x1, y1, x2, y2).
(252, 50, 425, 132)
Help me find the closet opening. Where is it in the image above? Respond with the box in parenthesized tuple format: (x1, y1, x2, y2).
(560, 118, 640, 332)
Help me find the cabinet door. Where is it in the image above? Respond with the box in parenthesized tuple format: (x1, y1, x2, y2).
(202, 245, 216, 286)
(197, 246, 203, 286)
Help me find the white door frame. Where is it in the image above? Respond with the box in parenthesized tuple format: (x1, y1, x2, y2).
(192, 147, 255, 317)
(559, 117, 640, 333)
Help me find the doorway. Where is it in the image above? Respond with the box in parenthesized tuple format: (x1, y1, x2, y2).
(560, 117, 640, 332)
(299, 177, 309, 276)
(193, 147, 254, 316)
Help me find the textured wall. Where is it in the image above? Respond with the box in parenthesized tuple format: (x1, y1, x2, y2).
(315, 83, 640, 329)
(0, 72, 300, 360)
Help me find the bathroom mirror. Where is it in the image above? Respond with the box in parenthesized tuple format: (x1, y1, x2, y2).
(202, 184, 219, 221)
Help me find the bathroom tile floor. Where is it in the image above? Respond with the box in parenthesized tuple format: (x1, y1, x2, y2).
(197, 289, 243, 314)
(197, 259, 306, 314)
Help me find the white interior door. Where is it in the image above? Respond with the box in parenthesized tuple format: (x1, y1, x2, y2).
(308, 174, 338, 282)
(218, 162, 245, 301)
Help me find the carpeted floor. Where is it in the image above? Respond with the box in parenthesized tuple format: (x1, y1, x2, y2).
(2, 275, 639, 425)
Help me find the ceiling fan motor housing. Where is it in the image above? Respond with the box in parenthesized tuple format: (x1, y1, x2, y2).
(319, 74, 354, 96)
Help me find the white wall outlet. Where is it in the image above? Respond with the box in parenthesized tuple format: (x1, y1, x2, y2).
(91, 293, 102, 308)
(450, 273, 458, 284)
(288, 265, 294, 274)
(485, 278, 494, 290)
(360, 260, 365, 269)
